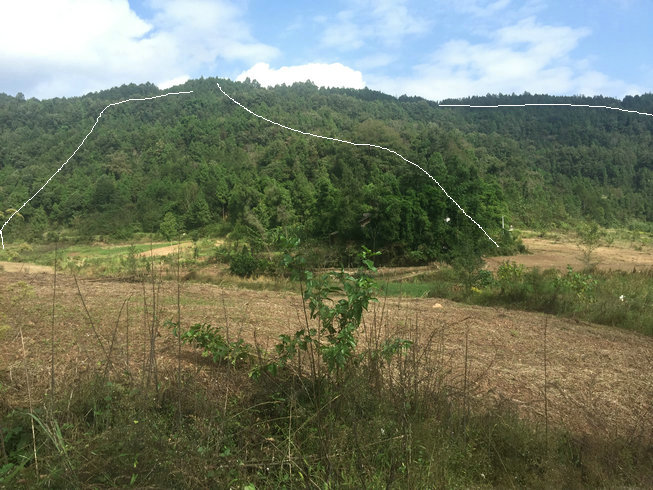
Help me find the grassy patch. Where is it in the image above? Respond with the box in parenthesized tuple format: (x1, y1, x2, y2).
(2, 361, 650, 488)
(1, 248, 651, 488)
(381, 280, 432, 298)
(418, 264, 653, 336)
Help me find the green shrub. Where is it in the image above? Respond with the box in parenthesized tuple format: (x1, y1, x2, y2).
(476, 269, 494, 288)
(261, 247, 412, 380)
(229, 247, 263, 278)
(166, 321, 252, 366)
(496, 261, 529, 300)
(554, 265, 598, 302)
(159, 212, 179, 241)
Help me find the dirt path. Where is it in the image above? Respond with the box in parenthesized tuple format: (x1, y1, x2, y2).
(1, 270, 651, 444)
(136, 242, 194, 257)
(0, 261, 53, 274)
(136, 239, 224, 257)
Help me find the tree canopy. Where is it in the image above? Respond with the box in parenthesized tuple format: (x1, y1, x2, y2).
(1, 78, 651, 263)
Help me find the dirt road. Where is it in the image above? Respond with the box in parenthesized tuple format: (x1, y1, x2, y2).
(135, 242, 194, 257)
(136, 239, 223, 257)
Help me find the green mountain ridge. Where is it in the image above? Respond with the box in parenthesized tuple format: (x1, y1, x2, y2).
(1, 77, 651, 262)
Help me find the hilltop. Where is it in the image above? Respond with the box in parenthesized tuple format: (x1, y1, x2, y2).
(1, 78, 651, 264)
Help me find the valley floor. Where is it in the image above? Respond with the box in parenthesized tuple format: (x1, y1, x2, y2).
(1, 267, 651, 444)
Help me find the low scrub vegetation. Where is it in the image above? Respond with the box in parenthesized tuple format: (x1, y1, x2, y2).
(1, 249, 651, 488)
(426, 261, 653, 336)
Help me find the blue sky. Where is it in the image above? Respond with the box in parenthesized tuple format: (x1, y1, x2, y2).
(0, 0, 651, 100)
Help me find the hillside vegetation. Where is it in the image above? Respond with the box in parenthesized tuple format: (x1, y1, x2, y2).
(1, 79, 652, 264)
(1, 81, 652, 486)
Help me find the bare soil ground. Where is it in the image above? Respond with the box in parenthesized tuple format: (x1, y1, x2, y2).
(135, 239, 223, 257)
(0, 261, 53, 274)
(135, 242, 194, 257)
(485, 237, 653, 272)
(1, 268, 651, 445)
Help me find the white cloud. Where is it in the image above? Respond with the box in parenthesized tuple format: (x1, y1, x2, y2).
(368, 17, 640, 100)
(320, 0, 427, 51)
(453, 0, 512, 17)
(451, 0, 545, 19)
(0, 0, 278, 99)
(236, 62, 365, 89)
(157, 75, 191, 90)
(321, 10, 365, 51)
(367, 0, 429, 45)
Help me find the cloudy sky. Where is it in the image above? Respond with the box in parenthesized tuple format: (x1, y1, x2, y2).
(0, 0, 650, 101)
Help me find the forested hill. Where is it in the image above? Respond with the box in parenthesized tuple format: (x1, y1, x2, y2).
(1, 77, 651, 263)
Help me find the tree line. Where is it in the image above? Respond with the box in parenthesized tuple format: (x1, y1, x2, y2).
(1, 78, 651, 263)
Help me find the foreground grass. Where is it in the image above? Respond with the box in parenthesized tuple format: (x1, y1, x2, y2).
(2, 363, 651, 489)
(1, 247, 651, 488)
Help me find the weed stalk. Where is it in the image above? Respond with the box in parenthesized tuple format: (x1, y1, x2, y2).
(73, 273, 111, 376)
(177, 237, 182, 426)
(544, 316, 549, 454)
(50, 238, 57, 401)
(19, 326, 38, 476)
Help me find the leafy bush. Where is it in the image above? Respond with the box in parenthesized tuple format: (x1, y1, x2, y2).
(229, 247, 263, 278)
(212, 244, 231, 264)
(554, 265, 598, 302)
(496, 261, 527, 299)
(476, 269, 494, 287)
(166, 321, 252, 366)
(159, 212, 179, 241)
(263, 247, 412, 379)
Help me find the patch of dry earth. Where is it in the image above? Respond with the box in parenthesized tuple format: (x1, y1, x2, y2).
(0, 270, 650, 444)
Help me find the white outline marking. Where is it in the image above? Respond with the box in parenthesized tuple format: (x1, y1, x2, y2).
(216, 82, 500, 248)
(1, 90, 193, 249)
(439, 102, 653, 118)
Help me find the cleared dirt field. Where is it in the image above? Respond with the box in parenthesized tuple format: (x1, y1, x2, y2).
(1, 268, 651, 445)
(485, 237, 653, 272)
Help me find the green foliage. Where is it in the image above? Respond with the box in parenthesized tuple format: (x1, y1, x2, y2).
(0, 411, 33, 483)
(422, 264, 652, 335)
(185, 195, 211, 230)
(159, 212, 179, 241)
(0, 208, 23, 222)
(496, 261, 527, 297)
(267, 247, 412, 378)
(166, 321, 252, 366)
(4, 79, 649, 259)
(228, 246, 266, 278)
(554, 265, 598, 302)
(450, 251, 486, 294)
(122, 243, 140, 277)
(576, 222, 611, 269)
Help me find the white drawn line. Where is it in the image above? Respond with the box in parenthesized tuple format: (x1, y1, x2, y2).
(216, 82, 500, 248)
(1, 90, 194, 249)
(439, 103, 653, 118)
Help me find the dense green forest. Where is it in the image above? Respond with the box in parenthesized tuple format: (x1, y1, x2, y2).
(1, 78, 651, 263)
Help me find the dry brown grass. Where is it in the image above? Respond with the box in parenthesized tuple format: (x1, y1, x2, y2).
(484, 237, 653, 272)
(1, 267, 651, 447)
